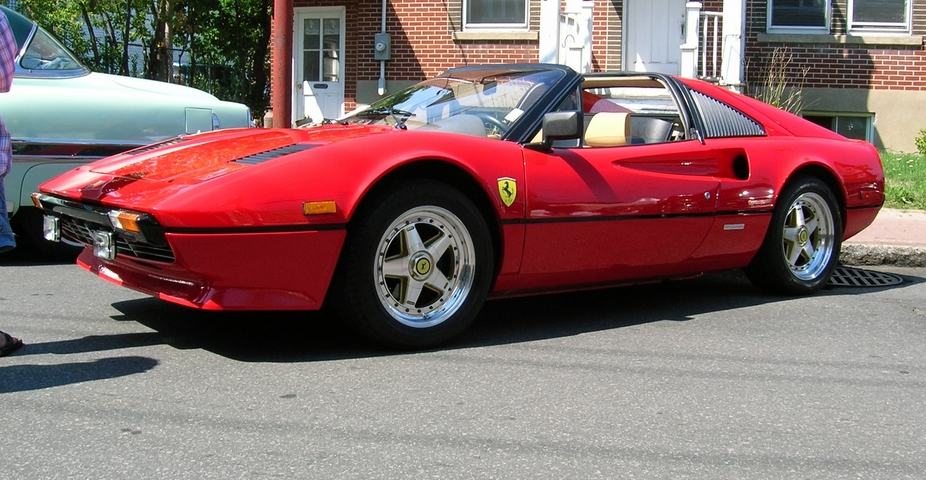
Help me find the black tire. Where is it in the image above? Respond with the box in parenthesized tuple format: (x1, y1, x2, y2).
(329, 180, 493, 349)
(12, 207, 82, 260)
(746, 177, 842, 295)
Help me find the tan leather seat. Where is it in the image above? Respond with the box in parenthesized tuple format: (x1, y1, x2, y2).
(584, 112, 631, 147)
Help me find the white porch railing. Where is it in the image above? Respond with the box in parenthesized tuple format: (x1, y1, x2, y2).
(699, 11, 723, 81)
(680, 2, 726, 84)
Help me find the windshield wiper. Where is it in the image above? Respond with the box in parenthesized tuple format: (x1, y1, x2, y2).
(358, 107, 414, 129)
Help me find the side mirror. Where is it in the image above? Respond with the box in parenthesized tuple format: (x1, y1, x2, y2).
(526, 111, 583, 152)
(524, 111, 585, 152)
(543, 111, 583, 143)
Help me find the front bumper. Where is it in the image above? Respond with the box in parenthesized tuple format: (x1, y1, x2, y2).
(37, 194, 346, 310)
(78, 229, 346, 310)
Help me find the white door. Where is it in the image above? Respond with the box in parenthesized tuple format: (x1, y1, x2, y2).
(294, 7, 345, 123)
(624, 0, 686, 74)
(559, 1, 593, 73)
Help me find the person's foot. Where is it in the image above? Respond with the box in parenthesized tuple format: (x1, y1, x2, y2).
(0, 244, 14, 253)
(0, 330, 23, 357)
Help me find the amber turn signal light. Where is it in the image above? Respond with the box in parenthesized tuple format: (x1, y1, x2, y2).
(108, 210, 144, 233)
(303, 201, 337, 215)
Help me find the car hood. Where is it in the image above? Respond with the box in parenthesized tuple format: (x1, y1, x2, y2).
(13, 70, 222, 101)
(4, 72, 250, 144)
(41, 124, 395, 204)
(89, 72, 221, 100)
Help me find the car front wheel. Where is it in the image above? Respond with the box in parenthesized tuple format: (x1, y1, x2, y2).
(747, 177, 842, 295)
(330, 180, 493, 349)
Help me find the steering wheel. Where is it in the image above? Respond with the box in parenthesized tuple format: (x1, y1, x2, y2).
(475, 112, 510, 136)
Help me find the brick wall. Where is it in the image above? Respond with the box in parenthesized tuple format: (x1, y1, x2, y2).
(745, 0, 926, 91)
(591, 0, 621, 71)
(290, 0, 542, 110)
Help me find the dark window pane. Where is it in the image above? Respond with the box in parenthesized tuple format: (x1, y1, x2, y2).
(304, 19, 320, 49)
(303, 51, 320, 82)
(323, 50, 338, 81)
(803, 115, 869, 141)
(467, 0, 526, 24)
(803, 115, 834, 129)
(852, 0, 906, 24)
(836, 116, 868, 140)
(771, 0, 826, 27)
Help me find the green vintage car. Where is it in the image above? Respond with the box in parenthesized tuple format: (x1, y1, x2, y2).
(1, 6, 253, 256)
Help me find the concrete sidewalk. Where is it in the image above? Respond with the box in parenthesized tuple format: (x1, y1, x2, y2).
(841, 208, 926, 267)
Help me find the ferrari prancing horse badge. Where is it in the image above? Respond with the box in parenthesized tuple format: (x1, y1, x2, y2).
(497, 177, 517, 207)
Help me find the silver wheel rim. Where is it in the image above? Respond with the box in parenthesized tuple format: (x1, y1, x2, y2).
(375, 206, 476, 328)
(780, 192, 835, 281)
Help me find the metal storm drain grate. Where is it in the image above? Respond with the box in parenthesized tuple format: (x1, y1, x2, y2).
(827, 267, 904, 288)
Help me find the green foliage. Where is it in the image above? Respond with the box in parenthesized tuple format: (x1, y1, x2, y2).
(880, 151, 926, 210)
(184, 0, 272, 117)
(12, 0, 271, 117)
(915, 129, 926, 156)
(17, 0, 150, 76)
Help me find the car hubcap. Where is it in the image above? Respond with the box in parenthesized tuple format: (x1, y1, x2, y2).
(375, 206, 476, 328)
(781, 192, 835, 281)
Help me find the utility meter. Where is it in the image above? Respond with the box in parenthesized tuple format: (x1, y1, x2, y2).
(374, 33, 391, 61)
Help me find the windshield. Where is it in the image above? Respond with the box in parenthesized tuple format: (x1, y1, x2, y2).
(18, 26, 85, 72)
(341, 69, 563, 139)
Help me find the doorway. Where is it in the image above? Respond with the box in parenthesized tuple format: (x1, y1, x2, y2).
(624, 0, 686, 74)
(293, 7, 345, 123)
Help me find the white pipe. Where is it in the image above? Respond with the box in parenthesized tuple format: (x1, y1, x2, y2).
(379, 63, 385, 96)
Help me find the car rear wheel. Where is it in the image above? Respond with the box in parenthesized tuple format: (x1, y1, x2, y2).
(330, 180, 493, 349)
(746, 177, 842, 295)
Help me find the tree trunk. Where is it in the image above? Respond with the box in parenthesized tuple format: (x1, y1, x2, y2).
(147, 0, 173, 82)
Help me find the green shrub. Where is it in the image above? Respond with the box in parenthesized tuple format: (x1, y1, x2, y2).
(916, 129, 926, 156)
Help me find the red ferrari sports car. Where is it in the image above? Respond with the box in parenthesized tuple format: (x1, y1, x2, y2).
(35, 64, 884, 348)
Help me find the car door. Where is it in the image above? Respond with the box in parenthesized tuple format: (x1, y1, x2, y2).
(517, 137, 721, 288)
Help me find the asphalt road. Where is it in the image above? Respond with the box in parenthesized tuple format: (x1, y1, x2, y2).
(2, 249, 925, 478)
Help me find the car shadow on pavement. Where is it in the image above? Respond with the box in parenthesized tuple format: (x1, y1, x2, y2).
(110, 298, 375, 362)
(0, 241, 78, 266)
(96, 271, 908, 362)
(103, 268, 921, 363)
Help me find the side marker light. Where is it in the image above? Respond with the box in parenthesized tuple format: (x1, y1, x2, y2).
(303, 201, 337, 215)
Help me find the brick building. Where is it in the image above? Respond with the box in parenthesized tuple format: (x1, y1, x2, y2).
(279, 0, 925, 152)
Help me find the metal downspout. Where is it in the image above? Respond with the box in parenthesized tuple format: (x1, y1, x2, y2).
(378, 0, 387, 95)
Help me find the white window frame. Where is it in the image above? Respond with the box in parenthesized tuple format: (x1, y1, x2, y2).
(767, 0, 832, 35)
(848, 0, 911, 34)
(463, 0, 529, 31)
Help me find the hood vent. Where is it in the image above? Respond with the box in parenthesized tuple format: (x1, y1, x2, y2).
(128, 136, 186, 155)
(234, 144, 317, 165)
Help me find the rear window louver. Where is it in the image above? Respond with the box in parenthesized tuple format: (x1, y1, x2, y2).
(234, 144, 317, 165)
(689, 89, 766, 139)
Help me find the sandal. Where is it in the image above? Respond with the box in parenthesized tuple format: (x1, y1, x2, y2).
(0, 331, 23, 357)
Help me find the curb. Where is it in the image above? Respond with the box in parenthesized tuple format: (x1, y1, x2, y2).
(840, 243, 926, 268)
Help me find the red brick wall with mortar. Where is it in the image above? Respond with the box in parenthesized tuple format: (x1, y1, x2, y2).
(744, 0, 926, 92)
(274, 1, 626, 112)
(286, 0, 541, 111)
